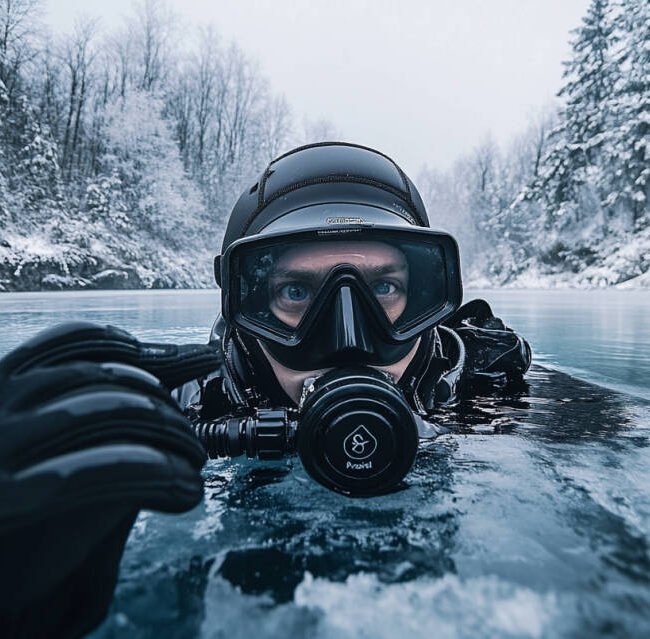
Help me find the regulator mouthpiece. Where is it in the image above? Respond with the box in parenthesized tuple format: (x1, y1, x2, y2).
(196, 367, 420, 497)
(296, 367, 419, 496)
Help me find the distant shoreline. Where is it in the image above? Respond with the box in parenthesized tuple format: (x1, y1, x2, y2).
(1, 281, 648, 294)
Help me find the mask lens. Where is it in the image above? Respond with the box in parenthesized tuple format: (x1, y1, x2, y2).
(233, 231, 455, 337)
(390, 240, 449, 331)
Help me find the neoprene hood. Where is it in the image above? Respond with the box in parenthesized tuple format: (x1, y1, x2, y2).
(216, 141, 430, 281)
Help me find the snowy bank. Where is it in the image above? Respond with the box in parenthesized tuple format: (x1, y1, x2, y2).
(0, 219, 214, 292)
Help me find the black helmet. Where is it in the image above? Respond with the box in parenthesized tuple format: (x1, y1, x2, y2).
(215, 142, 462, 372)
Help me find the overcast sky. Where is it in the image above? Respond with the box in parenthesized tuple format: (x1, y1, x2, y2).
(44, 0, 589, 177)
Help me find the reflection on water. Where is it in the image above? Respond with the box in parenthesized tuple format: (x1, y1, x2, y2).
(1, 288, 650, 638)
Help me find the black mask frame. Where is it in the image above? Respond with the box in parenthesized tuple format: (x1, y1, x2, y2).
(219, 225, 463, 371)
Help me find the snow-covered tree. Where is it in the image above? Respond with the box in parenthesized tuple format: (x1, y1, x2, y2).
(16, 118, 62, 214)
(530, 0, 619, 228)
(561, 0, 618, 161)
(98, 91, 204, 245)
(609, 0, 649, 229)
(59, 17, 99, 183)
(0, 0, 41, 98)
(0, 77, 9, 225)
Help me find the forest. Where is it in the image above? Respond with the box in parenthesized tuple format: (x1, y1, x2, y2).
(420, 0, 648, 288)
(0, 0, 647, 290)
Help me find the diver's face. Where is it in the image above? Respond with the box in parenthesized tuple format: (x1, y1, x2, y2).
(268, 241, 409, 326)
(260, 241, 418, 404)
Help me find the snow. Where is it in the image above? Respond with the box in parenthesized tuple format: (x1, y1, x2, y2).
(0, 0, 647, 292)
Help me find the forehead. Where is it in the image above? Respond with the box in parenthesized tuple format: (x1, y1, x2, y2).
(275, 241, 407, 270)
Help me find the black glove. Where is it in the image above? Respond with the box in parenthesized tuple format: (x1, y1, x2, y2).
(443, 299, 532, 387)
(0, 323, 221, 639)
(0, 320, 221, 390)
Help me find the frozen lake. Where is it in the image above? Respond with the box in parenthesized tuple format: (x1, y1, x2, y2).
(1, 288, 650, 638)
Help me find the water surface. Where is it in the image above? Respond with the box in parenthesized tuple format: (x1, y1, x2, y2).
(1, 288, 649, 639)
(473, 288, 650, 401)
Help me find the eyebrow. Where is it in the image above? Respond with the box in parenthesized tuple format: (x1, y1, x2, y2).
(270, 264, 408, 280)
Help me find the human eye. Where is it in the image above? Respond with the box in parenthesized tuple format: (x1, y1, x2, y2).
(276, 282, 312, 305)
(371, 279, 399, 297)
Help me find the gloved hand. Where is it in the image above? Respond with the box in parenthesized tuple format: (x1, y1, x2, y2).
(443, 298, 532, 387)
(0, 322, 221, 639)
(0, 320, 221, 389)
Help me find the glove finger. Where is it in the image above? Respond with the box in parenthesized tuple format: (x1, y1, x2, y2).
(0, 361, 175, 414)
(1, 443, 203, 533)
(136, 342, 223, 389)
(0, 388, 206, 471)
(0, 321, 221, 390)
(0, 322, 139, 380)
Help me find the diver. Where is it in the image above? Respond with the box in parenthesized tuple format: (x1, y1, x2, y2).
(178, 142, 532, 496)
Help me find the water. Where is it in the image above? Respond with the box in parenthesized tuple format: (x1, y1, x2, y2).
(471, 288, 650, 402)
(0, 289, 220, 348)
(1, 288, 650, 638)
